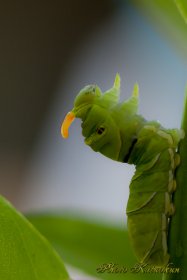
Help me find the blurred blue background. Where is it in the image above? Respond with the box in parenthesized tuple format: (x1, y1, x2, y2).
(1, 0, 187, 224)
(21, 1, 187, 222)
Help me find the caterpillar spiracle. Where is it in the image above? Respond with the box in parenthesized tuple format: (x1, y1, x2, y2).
(61, 74, 185, 266)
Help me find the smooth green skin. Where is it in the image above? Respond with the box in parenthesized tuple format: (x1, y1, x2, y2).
(0, 196, 69, 280)
(72, 74, 145, 162)
(127, 137, 175, 265)
(68, 74, 182, 266)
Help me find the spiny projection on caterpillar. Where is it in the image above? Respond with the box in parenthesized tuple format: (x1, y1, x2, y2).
(61, 74, 185, 266)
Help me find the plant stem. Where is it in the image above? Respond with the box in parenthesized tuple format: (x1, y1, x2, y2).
(164, 89, 187, 280)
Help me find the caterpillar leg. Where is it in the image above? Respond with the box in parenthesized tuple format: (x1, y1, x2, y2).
(171, 180, 177, 193)
(167, 153, 180, 193)
(165, 192, 175, 216)
(168, 171, 177, 193)
(174, 153, 180, 168)
(168, 152, 180, 193)
(168, 203, 175, 216)
(169, 129, 185, 146)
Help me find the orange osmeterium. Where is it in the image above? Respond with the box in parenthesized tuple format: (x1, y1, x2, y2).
(61, 111, 75, 138)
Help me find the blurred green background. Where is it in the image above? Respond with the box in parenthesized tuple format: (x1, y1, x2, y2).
(1, 0, 187, 279)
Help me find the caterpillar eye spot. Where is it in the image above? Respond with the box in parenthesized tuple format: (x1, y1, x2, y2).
(96, 127, 105, 135)
(64, 74, 185, 267)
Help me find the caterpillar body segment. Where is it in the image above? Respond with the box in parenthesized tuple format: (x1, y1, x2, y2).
(61, 74, 184, 266)
(126, 125, 183, 265)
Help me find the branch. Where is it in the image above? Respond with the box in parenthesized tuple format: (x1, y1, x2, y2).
(164, 88, 187, 280)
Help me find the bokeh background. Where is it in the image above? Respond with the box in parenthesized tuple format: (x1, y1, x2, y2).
(0, 0, 187, 217)
(1, 0, 187, 228)
(1, 1, 187, 279)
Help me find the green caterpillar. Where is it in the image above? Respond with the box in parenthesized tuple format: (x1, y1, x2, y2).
(61, 74, 184, 266)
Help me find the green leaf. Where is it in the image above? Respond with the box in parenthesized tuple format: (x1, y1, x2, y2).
(28, 213, 162, 280)
(0, 196, 69, 280)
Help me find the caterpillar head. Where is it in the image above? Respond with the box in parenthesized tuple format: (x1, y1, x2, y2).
(61, 74, 139, 161)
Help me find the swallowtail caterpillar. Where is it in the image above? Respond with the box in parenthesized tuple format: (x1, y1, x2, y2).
(61, 74, 184, 266)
